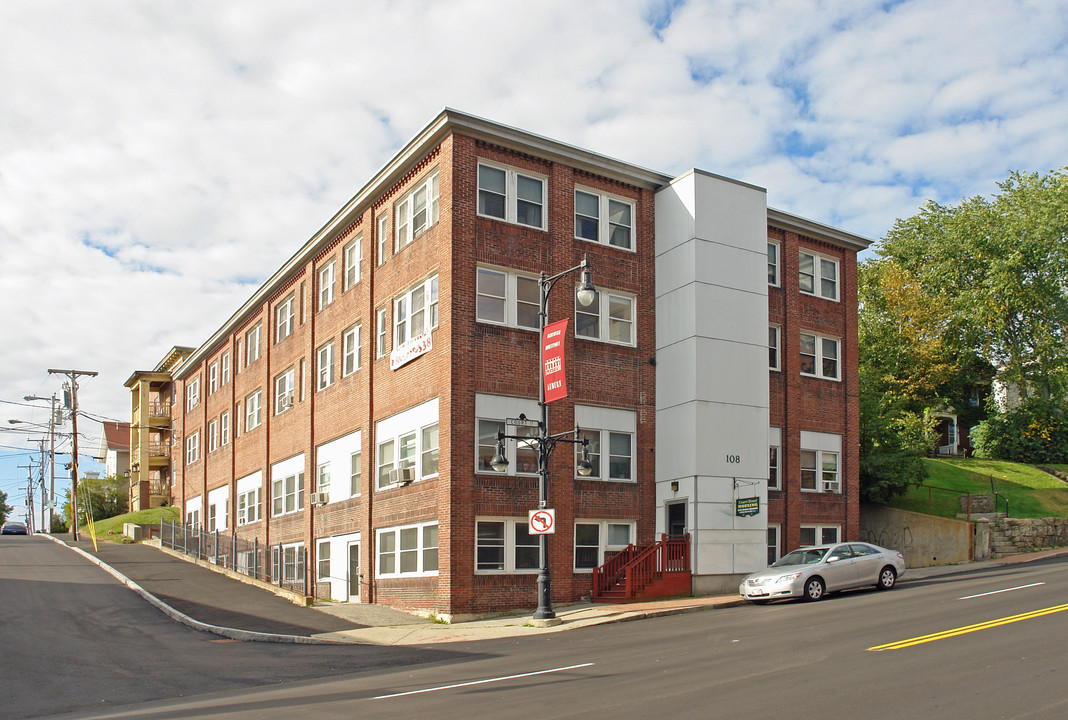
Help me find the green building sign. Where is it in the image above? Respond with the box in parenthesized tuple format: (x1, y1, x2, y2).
(736, 496, 760, 517)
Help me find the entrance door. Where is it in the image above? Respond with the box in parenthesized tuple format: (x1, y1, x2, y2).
(666, 502, 687, 538)
(347, 542, 361, 603)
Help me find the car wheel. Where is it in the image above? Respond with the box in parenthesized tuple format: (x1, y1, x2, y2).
(876, 566, 897, 590)
(803, 577, 825, 601)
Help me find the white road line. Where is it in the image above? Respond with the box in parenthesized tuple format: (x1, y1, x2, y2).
(959, 582, 1045, 600)
(374, 662, 596, 699)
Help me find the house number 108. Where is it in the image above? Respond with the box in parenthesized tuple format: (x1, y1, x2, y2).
(726, 454, 741, 463)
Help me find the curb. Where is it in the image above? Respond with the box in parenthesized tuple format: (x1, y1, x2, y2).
(44, 535, 356, 645)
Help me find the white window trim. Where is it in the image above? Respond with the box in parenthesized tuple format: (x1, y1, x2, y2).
(574, 186, 635, 251)
(275, 368, 295, 414)
(474, 517, 540, 574)
(317, 342, 335, 390)
(800, 331, 841, 381)
(476, 160, 547, 230)
(186, 378, 200, 412)
(394, 170, 440, 252)
(475, 265, 540, 330)
(574, 405, 636, 482)
(376, 399, 439, 489)
(220, 411, 230, 446)
(576, 289, 635, 346)
(768, 240, 780, 287)
(769, 427, 782, 491)
(186, 431, 200, 465)
(245, 324, 262, 366)
(318, 261, 335, 310)
(800, 524, 841, 546)
(271, 470, 305, 517)
(573, 519, 636, 572)
(276, 294, 295, 342)
(475, 395, 541, 477)
(344, 234, 362, 290)
(245, 390, 262, 431)
(801, 448, 840, 494)
(209, 363, 219, 394)
(207, 419, 218, 453)
(393, 275, 439, 348)
(272, 542, 305, 584)
(343, 325, 361, 377)
(376, 307, 388, 359)
(767, 524, 781, 564)
(799, 251, 839, 301)
(769, 325, 781, 372)
(376, 214, 388, 266)
(376, 521, 439, 578)
(221, 352, 231, 385)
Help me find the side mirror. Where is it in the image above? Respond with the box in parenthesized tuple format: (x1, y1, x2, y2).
(826, 555, 840, 563)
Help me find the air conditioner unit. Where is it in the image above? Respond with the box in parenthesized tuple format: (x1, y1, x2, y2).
(309, 492, 328, 506)
(389, 467, 416, 485)
(822, 480, 841, 493)
(279, 394, 293, 410)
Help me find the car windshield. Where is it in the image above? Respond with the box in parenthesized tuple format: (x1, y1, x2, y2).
(773, 548, 828, 566)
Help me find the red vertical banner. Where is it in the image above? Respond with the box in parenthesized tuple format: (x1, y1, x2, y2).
(542, 318, 568, 403)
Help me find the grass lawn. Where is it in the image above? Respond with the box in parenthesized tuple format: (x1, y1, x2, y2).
(83, 506, 181, 542)
(887, 458, 1068, 520)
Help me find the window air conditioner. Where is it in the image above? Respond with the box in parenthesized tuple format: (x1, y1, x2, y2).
(822, 480, 840, 493)
(389, 467, 416, 485)
(279, 394, 293, 410)
(309, 492, 328, 506)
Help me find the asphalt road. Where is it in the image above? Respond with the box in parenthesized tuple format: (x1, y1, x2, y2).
(5, 534, 1068, 719)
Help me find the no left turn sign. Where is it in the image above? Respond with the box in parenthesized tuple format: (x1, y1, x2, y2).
(529, 509, 555, 534)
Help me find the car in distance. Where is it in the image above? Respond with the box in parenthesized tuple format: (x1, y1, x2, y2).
(739, 541, 905, 604)
(1, 520, 28, 535)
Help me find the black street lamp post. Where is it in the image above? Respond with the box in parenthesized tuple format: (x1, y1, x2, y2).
(490, 255, 597, 620)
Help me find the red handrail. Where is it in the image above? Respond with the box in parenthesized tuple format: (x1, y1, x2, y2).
(593, 534, 690, 600)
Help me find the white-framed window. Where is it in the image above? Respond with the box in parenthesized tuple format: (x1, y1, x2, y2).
(220, 411, 230, 446)
(275, 368, 295, 413)
(375, 399, 439, 489)
(317, 462, 331, 495)
(799, 251, 839, 301)
(376, 307, 388, 359)
(316, 431, 360, 501)
(800, 332, 840, 380)
(245, 324, 262, 366)
(271, 471, 305, 516)
(317, 539, 331, 582)
(344, 234, 362, 290)
(475, 266, 539, 329)
(343, 325, 361, 376)
(186, 431, 200, 465)
(221, 351, 231, 385)
(186, 378, 200, 412)
(575, 406, 636, 482)
(767, 524, 781, 565)
(317, 342, 334, 390)
(475, 395, 540, 476)
(768, 240, 780, 286)
(245, 390, 262, 431)
(272, 542, 305, 585)
(574, 520, 635, 571)
(475, 518, 539, 573)
(769, 427, 781, 491)
(800, 432, 841, 494)
(207, 418, 218, 453)
(574, 188, 634, 250)
(209, 363, 219, 395)
(395, 170, 440, 252)
(318, 261, 335, 310)
(186, 507, 200, 529)
(393, 275, 439, 347)
(376, 214, 388, 266)
(350, 451, 361, 497)
(769, 326, 781, 371)
(276, 294, 295, 342)
(477, 161, 546, 230)
(576, 290, 634, 345)
(800, 524, 841, 546)
(377, 521, 438, 577)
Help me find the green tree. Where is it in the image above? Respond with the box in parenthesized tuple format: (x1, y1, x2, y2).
(61, 475, 129, 525)
(858, 368, 933, 503)
(0, 489, 13, 524)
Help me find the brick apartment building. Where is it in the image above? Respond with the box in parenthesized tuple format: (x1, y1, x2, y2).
(136, 109, 868, 617)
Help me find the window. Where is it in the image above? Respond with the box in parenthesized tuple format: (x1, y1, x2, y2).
(186, 378, 200, 412)
(220, 411, 230, 445)
(209, 363, 219, 394)
(477, 418, 538, 475)
(799, 251, 838, 301)
(574, 521, 634, 570)
(221, 351, 231, 385)
(271, 471, 305, 516)
(186, 431, 200, 465)
(343, 325, 361, 376)
(801, 449, 840, 493)
(767, 525, 781, 565)
(318, 261, 335, 310)
(769, 326, 781, 371)
(272, 542, 305, 585)
(800, 332, 840, 380)
(276, 294, 295, 342)
(377, 439, 394, 489)
(394, 276, 439, 347)
(317, 462, 331, 494)
(421, 424, 439, 478)
(376, 307, 388, 358)
(395, 171, 440, 251)
(576, 290, 634, 345)
(377, 521, 438, 577)
(475, 519, 539, 573)
(207, 503, 216, 533)
(800, 524, 840, 546)
(350, 451, 361, 497)
(376, 400, 439, 488)
(275, 368, 295, 413)
(768, 241, 780, 286)
(574, 188, 634, 250)
(317, 540, 331, 582)
(769, 445, 780, 490)
(317, 342, 334, 390)
(376, 214, 388, 266)
(344, 235, 362, 290)
(245, 390, 262, 431)
(207, 419, 218, 453)
(475, 267, 540, 329)
(477, 162, 545, 229)
(245, 324, 262, 365)
(577, 428, 633, 481)
(238, 484, 260, 523)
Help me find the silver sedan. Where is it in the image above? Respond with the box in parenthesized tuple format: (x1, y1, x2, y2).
(739, 541, 905, 604)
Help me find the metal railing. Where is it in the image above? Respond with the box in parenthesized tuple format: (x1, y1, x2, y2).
(159, 520, 308, 596)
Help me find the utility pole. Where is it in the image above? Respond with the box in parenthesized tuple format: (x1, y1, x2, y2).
(47, 369, 97, 541)
(35, 438, 49, 534)
(18, 465, 34, 533)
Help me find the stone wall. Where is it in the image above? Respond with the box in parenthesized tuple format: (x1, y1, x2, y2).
(995, 518, 1068, 552)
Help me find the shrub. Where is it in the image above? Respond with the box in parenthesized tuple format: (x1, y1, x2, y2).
(972, 399, 1068, 463)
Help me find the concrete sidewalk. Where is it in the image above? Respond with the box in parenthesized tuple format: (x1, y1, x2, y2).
(46, 533, 1068, 646)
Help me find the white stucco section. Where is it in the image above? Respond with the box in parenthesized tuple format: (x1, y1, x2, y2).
(207, 485, 228, 532)
(318, 530, 362, 602)
(316, 430, 362, 504)
(655, 169, 771, 578)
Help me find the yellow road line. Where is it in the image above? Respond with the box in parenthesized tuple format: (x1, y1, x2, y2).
(869, 603, 1068, 651)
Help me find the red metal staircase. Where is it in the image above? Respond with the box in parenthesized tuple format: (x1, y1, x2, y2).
(592, 534, 692, 602)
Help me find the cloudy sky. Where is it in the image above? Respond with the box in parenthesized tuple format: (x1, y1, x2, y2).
(2, 0, 1066, 515)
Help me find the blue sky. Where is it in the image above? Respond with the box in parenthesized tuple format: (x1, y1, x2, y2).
(2, 0, 1067, 519)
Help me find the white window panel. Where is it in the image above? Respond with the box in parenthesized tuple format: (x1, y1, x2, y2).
(186, 378, 200, 412)
(801, 449, 840, 493)
(245, 390, 262, 430)
(276, 294, 295, 342)
(317, 343, 334, 390)
(186, 431, 199, 464)
(576, 290, 635, 345)
(245, 324, 262, 365)
(769, 326, 781, 371)
(799, 251, 839, 301)
(376, 307, 388, 359)
(574, 520, 635, 571)
(344, 234, 362, 290)
(377, 522, 438, 577)
(800, 524, 841, 546)
(768, 241, 780, 286)
(395, 171, 439, 252)
(475, 518, 539, 573)
(800, 332, 840, 380)
(376, 214, 388, 266)
(574, 188, 634, 250)
(476, 266, 539, 329)
(477, 161, 546, 230)
(343, 325, 361, 376)
(275, 368, 295, 413)
(394, 275, 438, 346)
(318, 261, 335, 310)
